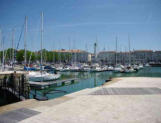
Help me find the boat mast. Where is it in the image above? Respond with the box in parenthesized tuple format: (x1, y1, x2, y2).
(69, 37, 72, 64)
(74, 40, 76, 65)
(53, 41, 55, 63)
(115, 36, 118, 65)
(40, 12, 43, 71)
(59, 40, 61, 64)
(24, 16, 27, 66)
(68, 37, 71, 63)
(85, 42, 88, 63)
(0, 29, 2, 70)
(12, 29, 15, 69)
(128, 34, 131, 65)
(2, 36, 5, 71)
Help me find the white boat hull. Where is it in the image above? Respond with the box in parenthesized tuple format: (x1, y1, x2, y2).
(28, 72, 61, 82)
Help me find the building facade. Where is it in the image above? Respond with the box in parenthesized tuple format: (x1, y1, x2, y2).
(97, 50, 161, 65)
(97, 51, 116, 65)
(53, 49, 91, 63)
(152, 51, 161, 63)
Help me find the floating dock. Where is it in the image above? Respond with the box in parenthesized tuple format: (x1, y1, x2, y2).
(29, 78, 79, 89)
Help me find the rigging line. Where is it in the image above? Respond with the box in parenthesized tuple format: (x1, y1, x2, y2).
(16, 21, 25, 50)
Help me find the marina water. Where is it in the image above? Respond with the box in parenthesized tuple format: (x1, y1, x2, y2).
(34, 67, 161, 99)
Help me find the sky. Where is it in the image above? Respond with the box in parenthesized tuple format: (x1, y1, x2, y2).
(0, 0, 161, 53)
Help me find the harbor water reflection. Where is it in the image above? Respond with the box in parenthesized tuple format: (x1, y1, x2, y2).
(33, 67, 161, 99)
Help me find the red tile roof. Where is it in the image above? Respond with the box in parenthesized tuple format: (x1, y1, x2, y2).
(53, 49, 86, 53)
(134, 50, 153, 52)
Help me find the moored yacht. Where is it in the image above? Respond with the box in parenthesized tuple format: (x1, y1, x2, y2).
(114, 64, 125, 73)
(80, 64, 91, 72)
(101, 65, 109, 71)
(138, 64, 144, 69)
(124, 65, 136, 73)
(108, 66, 114, 71)
(145, 63, 150, 67)
(62, 65, 71, 72)
(56, 66, 64, 71)
(90, 63, 103, 72)
(70, 65, 80, 72)
(28, 71, 61, 82)
(133, 64, 140, 71)
(27, 12, 61, 82)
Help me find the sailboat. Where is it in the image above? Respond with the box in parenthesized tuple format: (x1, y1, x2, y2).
(138, 64, 144, 69)
(90, 63, 102, 72)
(145, 63, 150, 67)
(114, 64, 125, 73)
(28, 71, 60, 82)
(80, 63, 91, 72)
(124, 35, 136, 73)
(0, 30, 5, 71)
(0, 29, 12, 71)
(27, 13, 61, 82)
(23, 16, 37, 71)
(108, 66, 114, 71)
(113, 36, 124, 73)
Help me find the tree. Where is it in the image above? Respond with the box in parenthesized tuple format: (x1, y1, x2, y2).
(0, 48, 73, 64)
(31, 52, 36, 62)
(16, 50, 24, 63)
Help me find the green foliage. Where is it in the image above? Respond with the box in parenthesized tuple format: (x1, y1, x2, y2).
(31, 52, 36, 62)
(0, 48, 72, 64)
(16, 50, 24, 63)
(16, 50, 36, 63)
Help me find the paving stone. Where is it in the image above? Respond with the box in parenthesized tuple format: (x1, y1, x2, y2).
(91, 87, 161, 95)
(0, 108, 40, 123)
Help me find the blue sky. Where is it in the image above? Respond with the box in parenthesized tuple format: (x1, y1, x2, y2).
(0, 0, 161, 52)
